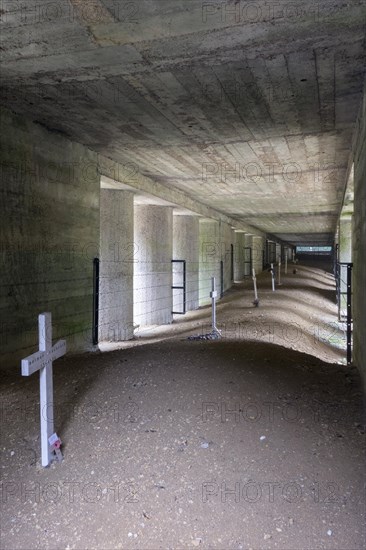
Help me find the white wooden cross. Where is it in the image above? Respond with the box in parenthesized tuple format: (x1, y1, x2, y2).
(21, 313, 66, 467)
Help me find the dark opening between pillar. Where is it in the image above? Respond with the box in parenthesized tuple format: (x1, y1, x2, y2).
(171, 260, 187, 314)
(220, 261, 224, 298)
(244, 247, 252, 277)
(92, 257, 99, 345)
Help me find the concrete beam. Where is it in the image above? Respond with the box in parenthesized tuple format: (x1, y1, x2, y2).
(98, 154, 265, 237)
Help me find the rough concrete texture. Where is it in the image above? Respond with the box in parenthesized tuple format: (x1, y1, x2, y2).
(267, 240, 277, 265)
(98, 154, 262, 237)
(252, 236, 265, 274)
(99, 189, 134, 342)
(199, 219, 221, 306)
(220, 222, 235, 293)
(134, 205, 173, 327)
(338, 217, 352, 316)
(276, 243, 282, 262)
(1, 1, 364, 378)
(1, 1, 364, 244)
(339, 219, 352, 263)
(1, 263, 365, 550)
(0, 107, 100, 368)
(352, 89, 366, 389)
(233, 232, 245, 282)
(173, 215, 199, 314)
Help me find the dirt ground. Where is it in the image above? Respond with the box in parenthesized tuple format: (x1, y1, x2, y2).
(1, 261, 365, 550)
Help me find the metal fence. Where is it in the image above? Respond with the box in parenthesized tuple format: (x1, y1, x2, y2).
(335, 262, 353, 364)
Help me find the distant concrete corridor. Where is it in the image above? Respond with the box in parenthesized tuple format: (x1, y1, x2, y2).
(101, 259, 347, 367)
(1, 262, 365, 550)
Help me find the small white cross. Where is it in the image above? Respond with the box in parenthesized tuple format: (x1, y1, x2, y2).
(21, 313, 66, 467)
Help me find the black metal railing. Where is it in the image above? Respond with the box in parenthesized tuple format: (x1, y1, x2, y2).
(92, 257, 99, 345)
(172, 260, 186, 314)
(244, 247, 252, 276)
(336, 261, 353, 364)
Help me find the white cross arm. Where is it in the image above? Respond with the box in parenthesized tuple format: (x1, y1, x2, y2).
(21, 340, 66, 376)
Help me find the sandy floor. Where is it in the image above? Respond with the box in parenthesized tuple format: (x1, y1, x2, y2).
(101, 261, 347, 366)
(1, 262, 365, 549)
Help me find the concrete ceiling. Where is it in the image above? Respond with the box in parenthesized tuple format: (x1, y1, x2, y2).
(1, 0, 365, 245)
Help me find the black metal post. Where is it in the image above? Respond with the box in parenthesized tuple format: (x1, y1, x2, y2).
(92, 258, 99, 345)
(183, 260, 186, 314)
(244, 247, 252, 276)
(220, 260, 224, 298)
(336, 262, 340, 312)
(171, 260, 187, 314)
(346, 263, 353, 365)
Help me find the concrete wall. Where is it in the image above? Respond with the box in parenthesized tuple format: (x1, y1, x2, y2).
(199, 219, 221, 306)
(234, 232, 245, 281)
(172, 215, 199, 313)
(352, 89, 366, 387)
(0, 107, 100, 367)
(134, 205, 173, 326)
(99, 189, 134, 341)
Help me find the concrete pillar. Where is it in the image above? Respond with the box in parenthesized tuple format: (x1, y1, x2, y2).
(199, 219, 220, 306)
(173, 214, 199, 313)
(276, 243, 282, 263)
(339, 218, 352, 263)
(234, 231, 245, 281)
(134, 205, 173, 327)
(220, 222, 235, 292)
(339, 217, 353, 315)
(99, 189, 134, 341)
(284, 246, 290, 264)
(253, 236, 264, 273)
(267, 241, 276, 264)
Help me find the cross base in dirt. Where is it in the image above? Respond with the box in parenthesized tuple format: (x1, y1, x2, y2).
(21, 312, 66, 467)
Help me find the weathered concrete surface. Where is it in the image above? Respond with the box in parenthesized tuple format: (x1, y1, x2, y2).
(0, 1, 365, 244)
(134, 205, 173, 327)
(338, 217, 352, 316)
(276, 243, 282, 262)
(172, 214, 199, 313)
(98, 154, 264, 236)
(0, 107, 100, 367)
(352, 89, 366, 388)
(253, 236, 265, 274)
(99, 189, 134, 342)
(220, 222, 235, 292)
(0, 3, 365, 376)
(339, 219, 352, 263)
(199, 219, 221, 306)
(233, 232, 245, 281)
